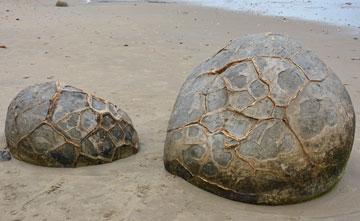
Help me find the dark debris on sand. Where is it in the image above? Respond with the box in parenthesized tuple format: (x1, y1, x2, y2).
(0, 150, 11, 161)
(56, 1, 68, 7)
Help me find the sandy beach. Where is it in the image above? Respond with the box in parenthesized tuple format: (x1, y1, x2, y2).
(1, 0, 360, 220)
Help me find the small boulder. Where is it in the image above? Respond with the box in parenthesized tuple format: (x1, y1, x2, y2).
(56, 1, 68, 7)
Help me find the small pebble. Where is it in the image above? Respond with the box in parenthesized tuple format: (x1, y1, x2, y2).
(0, 150, 11, 161)
(56, 1, 68, 7)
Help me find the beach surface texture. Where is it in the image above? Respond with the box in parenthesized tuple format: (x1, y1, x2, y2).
(0, 0, 360, 220)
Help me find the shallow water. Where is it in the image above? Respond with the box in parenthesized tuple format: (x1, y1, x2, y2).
(88, 0, 360, 28)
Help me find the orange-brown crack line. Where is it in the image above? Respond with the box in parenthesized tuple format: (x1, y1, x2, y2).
(194, 58, 253, 81)
(222, 77, 250, 93)
(174, 158, 256, 195)
(250, 58, 272, 86)
(55, 108, 90, 124)
(258, 55, 329, 83)
(250, 58, 281, 106)
(169, 120, 290, 179)
(281, 118, 314, 165)
(200, 92, 209, 113)
(45, 84, 62, 121)
(43, 121, 81, 149)
(15, 120, 81, 158)
(250, 56, 314, 165)
(233, 150, 258, 175)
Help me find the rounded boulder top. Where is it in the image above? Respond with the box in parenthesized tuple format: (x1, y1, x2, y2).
(164, 33, 355, 205)
(5, 81, 139, 167)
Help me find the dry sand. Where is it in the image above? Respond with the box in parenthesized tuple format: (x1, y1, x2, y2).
(0, 0, 360, 220)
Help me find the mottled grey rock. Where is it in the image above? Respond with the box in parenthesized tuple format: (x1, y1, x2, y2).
(164, 33, 355, 205)
(0, 150, 11, 161)
(5, 81, 139, 167)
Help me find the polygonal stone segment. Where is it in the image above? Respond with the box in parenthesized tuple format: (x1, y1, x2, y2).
(48, 143, 78, 167)
(26, 124, 66, 154)
(13, 81, 57, 113)
(223, 111, 257, 139)
(228, 91, 255, 111)
(222, 61, 258, 91)
(164, 129, 185, 158)
(294, 98, 340, 139)
(101, 114, 116, 130)
(52, 91, 88, 122)
(8, 101, 51, 148)
(117, 108, 133, 124)
(182, 144, 207, 172)
(253, 57, 291, 82)
(201, 111, 225, 133)
(66, 128, 83, 141)
(287, 78, 351, 143)
(272, 106, 286, 119)
(242, 97, 274, 119)
(55, 109, 98, 142)
(210, 134, 233, 167)
(80, 109, 98, 132)
(183, 124, 208, 145)
(206, 88, 228, 112)
(201, 161, 219, 177)
(184, 74, 223, 96)
(82, 128, 116, 160)
(113, 145, 137, 160)
(253, 57, 307, 106)
(91, 96, 107, 111)
(109, 123, 125, 145)
(57, 112, 80, 132)
(15, 138, 39, 164)
(5, 82, 57, 147)
(277, 67, 305, 94)
(187, 125, 201, 138)
(123, 124, 138, 146)
(168, 92, 206, 130)
(249, 79, 269, 99)
(292, 50, 328, 81)
(108, 102, 121, 119)
(81, 137, 98, 157)
(238, 120, 297, 160)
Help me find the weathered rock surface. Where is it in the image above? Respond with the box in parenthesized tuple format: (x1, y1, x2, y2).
(164, 33, 355, 205)
(5, 81, 139, 167)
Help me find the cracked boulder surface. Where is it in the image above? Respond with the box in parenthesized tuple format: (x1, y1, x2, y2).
(5, 81, 139, 167)
(164, 33, 355, 205)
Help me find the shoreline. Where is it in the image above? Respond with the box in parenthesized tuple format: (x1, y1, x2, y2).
(87, 0, 360, 29)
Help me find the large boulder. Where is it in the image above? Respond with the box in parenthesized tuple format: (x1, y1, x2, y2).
(164, 33, 355, 205)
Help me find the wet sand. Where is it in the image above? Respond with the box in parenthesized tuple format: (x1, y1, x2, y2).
(0, 0, 360, 220)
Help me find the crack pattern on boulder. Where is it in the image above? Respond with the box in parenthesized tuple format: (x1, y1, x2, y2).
(164, 33, 355, 205)
(5, 81, 139, 167)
